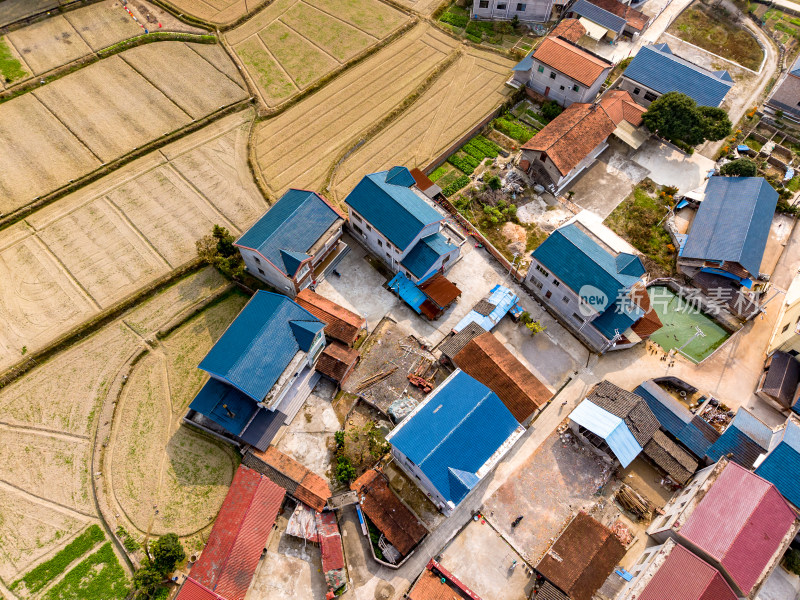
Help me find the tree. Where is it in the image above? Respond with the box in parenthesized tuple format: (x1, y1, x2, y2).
(485, 174, 502, 190)
(525, 320, 546, 335)
(720, 158, 758, 177)
(132, 563, 162, 599)
(642, 92, 732, 147)
(541, 100, 563, 122)
(150, 533, 185, 575)
(196, 225, 245, 281)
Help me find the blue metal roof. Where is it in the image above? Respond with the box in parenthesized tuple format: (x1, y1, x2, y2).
(400, 232, 456, 280)
(513, 53, 534, 72)
(634, 381, 719, 458)
(453, 284, 519, 333)
(344, 168, 443, 251)
(756, 419, 800, 508)
(235, 189, 340, 277)
(571, 0, 626, 32)
(190, 378, 258, 435)
(569, 399, 642, 467)
(198, 291, 325, 402)
(591, 303, 641, 339)
(791, 55, 800, 77)
(387, 271, 426, 314)
(239, 408, 286, 451)
(705, 410, 770, 470)
(387, 370, 520, 505)
(682, 177, 778, 277)
(623, 44, 734, 107)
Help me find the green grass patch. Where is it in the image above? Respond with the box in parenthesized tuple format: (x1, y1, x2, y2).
(668, 5, 763, 71)
(787, 176, 800, 192)
(744, 135, 763, 152)
(439, 6, 469, 29)
(436, 165, 464, 188)
(429, 165, 448, 182)
(604, 186, 676, 275)
(43, 543, 128, 600)
(0, 37, 27, 83)
(492, 115, 536, 144)
(12, 525, 105, 595)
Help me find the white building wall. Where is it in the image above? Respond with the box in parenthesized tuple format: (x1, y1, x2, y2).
(527, 60, 609, 106)
(472, 0, 554, 22)
(239, 247, 294, 294)
(647, 463, 716, 542)
(391, 448, 452, 514)
(618, 77, 662, 107)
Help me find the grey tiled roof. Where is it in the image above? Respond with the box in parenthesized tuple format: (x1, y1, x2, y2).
(643, 430, 698, 484)
(438, 322, 487, 360)
(589, 380, 659, 447)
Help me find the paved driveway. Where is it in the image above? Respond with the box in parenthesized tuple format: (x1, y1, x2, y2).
(632, 139, 715, 194)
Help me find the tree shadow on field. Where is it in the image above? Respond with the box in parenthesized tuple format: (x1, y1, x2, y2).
(165, 426, 237, 487)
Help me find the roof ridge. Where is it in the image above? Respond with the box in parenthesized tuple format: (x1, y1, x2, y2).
(558, 225, 632, 289)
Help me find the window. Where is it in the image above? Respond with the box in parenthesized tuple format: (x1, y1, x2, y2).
(549, 71, 557, 80)
(517, 3, 526, 10)
(537, 65, 544, 73)
(386, 252, 391, 259)
(545, 290, 552, 299)
(644, 91, 658, 102)
(377, 239, 383, 247)
(562, 295, 570, 304)
(353, 213, 362, 222)
(559, 85, 565, 91)
(535, 264, 549, 277)
(479, 0, 488, 6)
(783, 323, 791, 333)
(540, 151, 547, 162)
(572, 84, 580, 92)
(443, 254, 450, 263)
(553, 280, 560, 287)
(366, 223, 372, 231)
(253, 256, 261, 264)
(572, 313, 584, 321)
(353, 224, 363, 235)
(258, 268, 265, 275)
(530, 277, 543, 290)
(633, 87, 640, 95)
(497, 2, 507, 8)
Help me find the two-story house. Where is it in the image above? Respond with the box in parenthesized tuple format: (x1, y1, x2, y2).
(344, 167, 461, 283)
(184, 291, 326, 451)
(511, 34, 612, 106)
(523, 215, 661, 353)
(567, 0, 649, 43)
(235, 189, 346, 296)
(471, 0, 560, 23)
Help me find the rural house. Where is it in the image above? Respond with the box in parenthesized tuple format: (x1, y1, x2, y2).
(647, 459, 800, 598)
(511, 34, 612, 106)
(407, 560, 482, 600)
(175, 464, 285, 600)
(568, 380, 660, 468)
(757, 350, 800, 414)
(766, 274, 800, 356)
(344, 167, 463, 283)
(520, 90, 647, 193)
(386, 369, 525, 515)
(755, 416, 800, 510)
(619, 43, 734, 107)
(235, 189, 346, 296)
(184, 291, 326, 451)
(472, 0, 560, 23)
(678, 176, 778, 285)
(523, 217, 661, 353)
(453, 331, 551, 424)
(534, 511, 626, 600)
(705, 407, 781, 469)
(566, 0, 649, 42)
(623, 539, 738, 600)
(243, 445, 331, 511)
(767, 55, 800, 122)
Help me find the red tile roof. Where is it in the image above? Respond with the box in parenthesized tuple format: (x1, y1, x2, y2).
(587, 0, 649, 31)
(296, 289, 365, 346)
(418, 273, 461, 308)
(190, 465, 284, 600)
(408, 560, 481, 600)
(316, 341, 359, 383)
(249, 446, 331, 511)
(531, 37, 611, 87)
(638, 544, 738, 600)
(522, 91, 644, 177)
(536, 512, 626, 600)
(454, 332, 551, 422)
(351, 469, 427, 557)
(316, 511, 345, 571)
(176, 578, 226, 600)
(551, 18, 587, 43)
(679, 461, 797, 595)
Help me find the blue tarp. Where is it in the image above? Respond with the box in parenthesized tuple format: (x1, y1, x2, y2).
(737, 144, 752, 153)
(453, 284, 518, 333)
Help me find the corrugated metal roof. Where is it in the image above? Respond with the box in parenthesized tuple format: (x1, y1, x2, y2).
(571, 0, 626, 32)
(295, 289, 365, 346)
(453, 285, 518, 333)
(387, 370, 521, 505)
(189, 378, 258, 436)
(637, 543, 737, 600)
(682, 177, 778, 277)
(761, 351, 800, 408)
(418, 273, 461, 308)
(401, 232, 456, 280)
(238, 408, 286, 451)
(235, 189, 341, 276)
(679, 461, 797, 595)
(569, 399, 642, 467)
(388, 271, 427, 314)
(198, 291, 325, 402)
(316, 511, 344, 572)
(344, 169, 442, 251)
(623, 44, 734, 107)
(190, 465, 284, 600)
(756, 418, 800, 509)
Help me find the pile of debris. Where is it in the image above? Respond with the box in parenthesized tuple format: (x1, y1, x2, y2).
(615, 484, 654, 521)
(609, 519, 633, 546)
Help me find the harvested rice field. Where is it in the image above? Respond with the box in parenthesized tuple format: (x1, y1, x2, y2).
(165, 0, 269, 25)
(0, 267, 228, 584)
(0, 110, 265, 372)
(0, 41, 247, 215)
(3, 0, 205, 78)
(107, 291, 247, 537)
(254, 23, 458, 196)
(331, 47, 513, 201)
(394, 0, 444, 15)
(227, 0, 409, 107)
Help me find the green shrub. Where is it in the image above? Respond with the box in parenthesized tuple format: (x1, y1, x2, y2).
(440, 10, 468, 28)
(485, 174, 502, 190)
(541, 100, 563, 122)
(429, 166, 448, 182)
(784, 548, 800, 576)
(720, 158, 758, 177)
(492, 116, 535, 143)
(12, 525, 105, 594)
(465, 32, 482, 43)
(335, 455, 356, 483)
(442, 175, 471, 197)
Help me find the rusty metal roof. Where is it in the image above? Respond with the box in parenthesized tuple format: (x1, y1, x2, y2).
(418, 273, 461, 309)
(296, 289, 365, 346)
